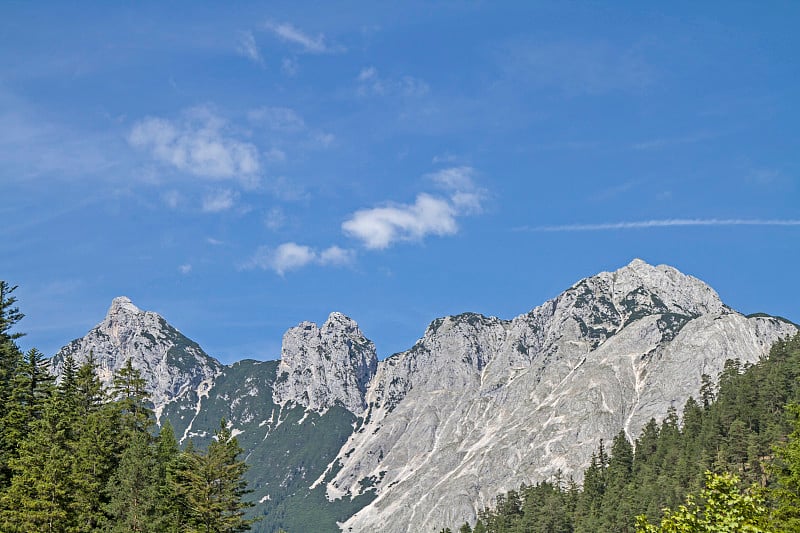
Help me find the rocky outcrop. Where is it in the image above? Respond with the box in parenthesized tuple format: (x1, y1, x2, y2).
(47, 261, 798, 533)
(329, 259, 796, 532)
(272, 312, 378, 416)
(51, 297, 222, 412)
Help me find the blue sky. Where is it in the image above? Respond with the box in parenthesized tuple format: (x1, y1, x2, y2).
(2, 2, 798, 364)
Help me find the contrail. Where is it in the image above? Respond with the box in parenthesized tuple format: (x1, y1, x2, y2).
(523, 218, 800, 232)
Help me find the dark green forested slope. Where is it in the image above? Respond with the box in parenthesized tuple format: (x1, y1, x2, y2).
(0, 282, 254, 532)
(443, 333, 800, 533)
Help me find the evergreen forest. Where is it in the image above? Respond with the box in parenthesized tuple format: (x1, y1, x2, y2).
(0, 282, 256, 532)
(441, 332, 800, 532)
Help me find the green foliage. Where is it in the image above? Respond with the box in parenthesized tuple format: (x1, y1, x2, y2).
(635, 471, 769, 533)
(0, 283, 255, 532)
(173, 419, 255, 532)
(769, 403, 800, 530)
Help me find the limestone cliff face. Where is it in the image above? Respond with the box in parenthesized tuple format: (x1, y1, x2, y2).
(46, 261, 798, 533)
(329, 260, 796, 533)
(272, 312, 378, 416)
(51, 297, 222, 413)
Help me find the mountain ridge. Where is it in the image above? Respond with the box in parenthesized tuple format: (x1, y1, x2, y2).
(49, 259, 798, 532)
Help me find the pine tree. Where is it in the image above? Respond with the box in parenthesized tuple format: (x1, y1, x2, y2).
(0, 281, 25, 487)
(153, 421, 183, 532)
(174, 419, 255, 532)
(67, 354, 118, 530)
(105, 432, 159, 532)
(0, 394, 75, 532)
(770, 403, 800, 530)
(1, 348, 55, 468)
(111, 358, 153, 440)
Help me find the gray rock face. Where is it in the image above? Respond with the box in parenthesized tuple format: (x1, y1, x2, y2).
(273, 312, 378, 416)
(45, 261, 798, 533)
(328, 259, 797, 532)
(51, 297, 222, 416)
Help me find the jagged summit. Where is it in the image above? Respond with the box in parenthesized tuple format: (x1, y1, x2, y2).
(330, 261, 796, 532)
(51, 297, 222, 411)
(108, 295, 141, 315)
(47, 261, 799, 532)
(273, 312, 378, 415)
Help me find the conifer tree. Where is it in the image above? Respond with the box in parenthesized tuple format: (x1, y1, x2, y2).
(0, 394, 75, 532)
(111, 358, 153, 440)
(770, 403, 800, 530)
(0, 281, 24, 487)
(174, 420, 254, 532)
(153, 420, 183, 532)
(105, 432, 159, 532)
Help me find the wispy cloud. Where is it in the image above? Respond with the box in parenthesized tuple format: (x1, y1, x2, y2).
(523, 219, 800, 232)
(427, 166, 485, 214)
(264, 21, 340, 54)
(178, 264, 192, 274)
(357, 66, 429, 97)
(243, 242, 354, 275)
(236, 31, 263, 65)
(129, 107, 260, 182)
(201, 189, 237, 213)
(342, 166, 485, 249)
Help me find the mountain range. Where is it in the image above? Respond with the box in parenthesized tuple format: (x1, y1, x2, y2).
(50, 259, 797, 532)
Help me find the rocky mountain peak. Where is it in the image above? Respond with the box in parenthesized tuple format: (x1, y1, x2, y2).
(605, 258, 726, 316)
(273, 313, 378, 415)
(108, 295, 141, 315)
(51, 297, 222, 413)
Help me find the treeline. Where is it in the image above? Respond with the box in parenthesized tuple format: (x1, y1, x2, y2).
(443, 331, 800, 533)
(0, 282, 255, 532)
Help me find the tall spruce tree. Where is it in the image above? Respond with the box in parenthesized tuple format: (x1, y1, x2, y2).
(105, 432, 159, 532)
(0, 281, 25, 487)
(175, 419, 255, 532)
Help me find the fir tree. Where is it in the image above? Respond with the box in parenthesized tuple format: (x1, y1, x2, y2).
(105, 432, 159, 532)
(175, 419, 255, 532)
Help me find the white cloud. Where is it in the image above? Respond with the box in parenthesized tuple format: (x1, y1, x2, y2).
(247, 106, 305, 132)
(342, 193, 458, 249)
(202, 189, 237, 213)
(129, 108, 260, 181)
(357, 66, 429, 97)
(243, 242, 354, 275)
(265, 22, 338, 54)
(427, 166, 476, 192)
(207, 237, 224, 245)
(178, 264, 192, 274)
(525, 218, 800, 232)
(270, 242, 316, 274)
(319, 245, 355, 266)
(236, 31, 263, 65)
(342, 166, 486, 249)
(428, 166, 485, 215)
